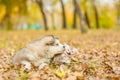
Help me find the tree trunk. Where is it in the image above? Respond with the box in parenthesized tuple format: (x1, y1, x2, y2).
(117, 0, 120, 25)
(74, 0, 87, 33)
(51, 12, 56, 30)
(84, 10, 91, 29)
(73, 0, 77, 29)
(1, 0, 13, 30)
(92, 2, 99, 29)
(19, 0, 27, 15)
(36, 0, 48, 31)
(60, 0, 67, 29)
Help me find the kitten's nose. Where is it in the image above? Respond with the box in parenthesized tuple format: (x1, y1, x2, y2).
(63, 46, 65, 48)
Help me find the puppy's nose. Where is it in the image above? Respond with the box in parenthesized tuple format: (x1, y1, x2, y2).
(63, 46, 65, 48)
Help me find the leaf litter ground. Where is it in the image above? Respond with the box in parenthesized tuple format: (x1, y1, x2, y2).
(0, 30, 120, 80)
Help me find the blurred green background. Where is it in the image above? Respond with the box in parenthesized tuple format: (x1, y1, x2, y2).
(0, 0, 120, 32)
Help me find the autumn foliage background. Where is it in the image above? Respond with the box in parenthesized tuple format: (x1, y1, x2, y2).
(0, 0, 120, 80)
(0, 0, 120, 30)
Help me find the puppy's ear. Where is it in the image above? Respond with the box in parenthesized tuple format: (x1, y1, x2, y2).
(43, 35, 55, 45)
(54, 36, 59, 40)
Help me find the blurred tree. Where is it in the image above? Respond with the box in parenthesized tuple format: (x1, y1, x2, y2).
(36, 0, 48, 31)
(73, 0, 77, 29)
(0, 0, 13, 30)
(0, 0, 27, 30)
(84, 11, 91, 28)
(60, 0, 67, 29)
(18, 0, 27, 15)
(81, 0, 91, 29)
(51, 9, 56, 30)
(115, 0, 120, 25)
(51, 0, 59, 30)
(92, 0, 100, 29)
(73, 0, 87, 33)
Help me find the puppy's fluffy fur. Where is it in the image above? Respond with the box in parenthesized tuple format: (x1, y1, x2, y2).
(13, 35, 65, 69)
(52, 44, 78, 65)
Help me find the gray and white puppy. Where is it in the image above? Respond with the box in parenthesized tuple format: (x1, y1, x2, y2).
(13, 35, 65, 69)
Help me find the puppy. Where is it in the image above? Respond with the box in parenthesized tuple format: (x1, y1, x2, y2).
(52, 44, 78, 65)
(12, 35, 65, 69)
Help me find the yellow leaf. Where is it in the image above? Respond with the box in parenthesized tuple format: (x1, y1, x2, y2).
(55, 71, 64, 78)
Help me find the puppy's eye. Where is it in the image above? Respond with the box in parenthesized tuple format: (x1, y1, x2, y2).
(56, 43, 59, 46)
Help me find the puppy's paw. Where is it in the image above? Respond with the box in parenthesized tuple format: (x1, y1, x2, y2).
(24, 65, 31, 70)
(38, 63, 48, 70)
(21, 61, 31, 70)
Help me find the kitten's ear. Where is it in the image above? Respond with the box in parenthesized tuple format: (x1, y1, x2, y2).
(71, 47, 78, 54)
